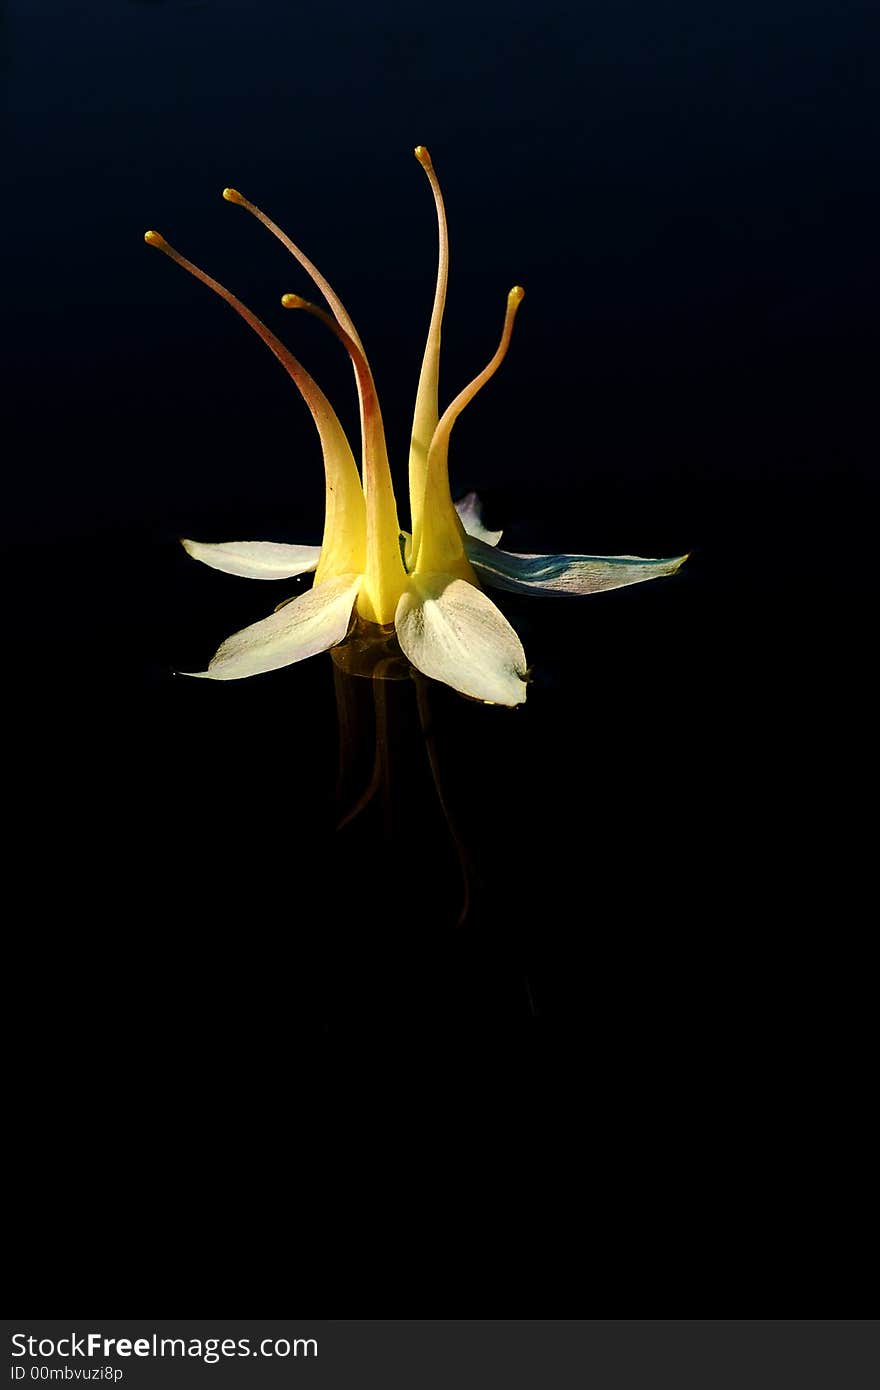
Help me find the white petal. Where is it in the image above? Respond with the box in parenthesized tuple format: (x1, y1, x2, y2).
(181, 538, 322, 579)
(184, 574, 362, 680)
(395, 575, 527, 706)
(454, 492, 503, 547)
(465, 534, 688, 595)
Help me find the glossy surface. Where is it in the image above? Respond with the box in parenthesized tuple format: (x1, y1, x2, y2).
(4, 0, 876, 1305)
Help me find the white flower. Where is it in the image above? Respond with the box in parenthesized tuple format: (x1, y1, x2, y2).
(145, 147, 686, 705)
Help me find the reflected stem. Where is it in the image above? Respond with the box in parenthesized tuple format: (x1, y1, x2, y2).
(413, 673, 474, 929)
(335, 657, 395, 832)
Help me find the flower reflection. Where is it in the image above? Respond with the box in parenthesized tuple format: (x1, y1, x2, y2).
(145, 146, 686, 705)
(331, 639, 475, 928)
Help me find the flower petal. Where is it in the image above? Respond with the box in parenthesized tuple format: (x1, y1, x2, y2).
(464, 535, 688, 596)
(183, 574, 362, 680)
(454, 492, 503, 547)
(181, 538, 322, 579)
(395, 575, 528, 706)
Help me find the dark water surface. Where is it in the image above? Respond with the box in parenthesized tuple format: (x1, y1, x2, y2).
(5, 0, 876, 1302)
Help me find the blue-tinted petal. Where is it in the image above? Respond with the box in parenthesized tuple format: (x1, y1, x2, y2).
(454, 492, 503, 547)
(465, 535, 688, 596)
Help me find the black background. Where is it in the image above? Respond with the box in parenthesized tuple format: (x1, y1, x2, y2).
(4, 0, 876, 1305)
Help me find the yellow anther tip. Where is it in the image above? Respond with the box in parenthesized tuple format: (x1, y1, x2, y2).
(144, 230, 166, 249)
(414, 144, 432, 168)
(222, 187, 244, 203)
(509, 285, 525, 303)
(281, 293, 304, 309)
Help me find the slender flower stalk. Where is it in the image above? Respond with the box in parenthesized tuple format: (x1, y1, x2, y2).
(144, 147, 687, 705)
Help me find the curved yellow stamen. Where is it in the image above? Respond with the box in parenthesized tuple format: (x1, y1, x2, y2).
(415, 286, 524, 578)
(409, 144, 450, 558)
(222, 187, 378, 530)
(221, 188, 364, 351)
(282, 293, 406, 624)
(143, 230, 366, 584)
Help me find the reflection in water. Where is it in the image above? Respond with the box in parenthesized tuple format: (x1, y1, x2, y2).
(142, 145, 686, 1031)
(331, 619, 473, 929)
